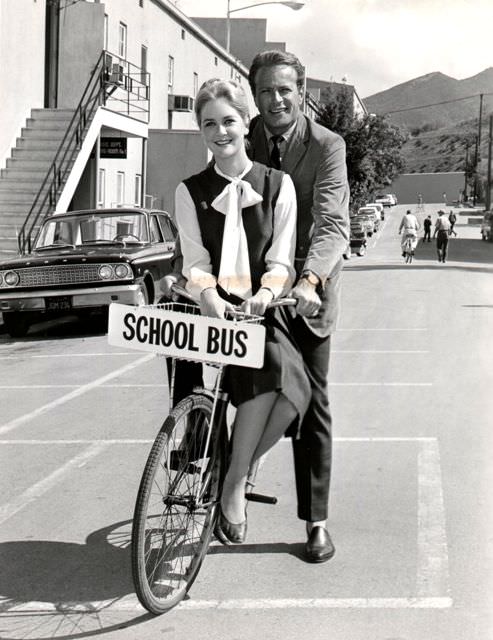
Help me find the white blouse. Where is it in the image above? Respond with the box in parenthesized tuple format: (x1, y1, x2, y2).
(175, 161, 297, 301)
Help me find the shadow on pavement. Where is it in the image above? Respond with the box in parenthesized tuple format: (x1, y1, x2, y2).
(0, 520, 153, 639)
(346, 237, 493, 273)
(209, 540, 305, 560)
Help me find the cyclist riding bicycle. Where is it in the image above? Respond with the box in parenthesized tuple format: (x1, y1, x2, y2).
(398, 209, 420, 257)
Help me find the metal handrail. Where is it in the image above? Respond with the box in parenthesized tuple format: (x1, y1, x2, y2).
(17, 50, 150, 254)
(18, 52, 106, 254)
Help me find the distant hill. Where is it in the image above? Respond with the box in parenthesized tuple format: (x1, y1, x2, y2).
(364, 68, 493, 130)
(363, 69, 493, 177)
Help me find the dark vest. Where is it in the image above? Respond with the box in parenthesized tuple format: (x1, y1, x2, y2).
(183, 162, 284, 293)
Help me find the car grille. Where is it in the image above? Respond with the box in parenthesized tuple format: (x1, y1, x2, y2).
(14, 264, 107, 287)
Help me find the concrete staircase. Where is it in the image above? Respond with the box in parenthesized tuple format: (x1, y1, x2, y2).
(0, 109, 74, 260)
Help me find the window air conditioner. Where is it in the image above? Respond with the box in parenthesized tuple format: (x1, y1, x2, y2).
(168, 95, 194, 112)
(110, 63, 125, 86)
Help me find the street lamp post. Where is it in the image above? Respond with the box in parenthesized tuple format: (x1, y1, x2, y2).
(226, 1, 304, 54)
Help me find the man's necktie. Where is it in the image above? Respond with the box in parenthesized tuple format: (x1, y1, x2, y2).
(270, 135, 282, 169)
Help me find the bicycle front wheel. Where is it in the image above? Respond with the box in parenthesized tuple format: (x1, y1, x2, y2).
(131, 394, 225, 614)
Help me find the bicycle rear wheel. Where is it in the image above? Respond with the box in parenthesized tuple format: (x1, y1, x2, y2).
(131, 394, 226, 614)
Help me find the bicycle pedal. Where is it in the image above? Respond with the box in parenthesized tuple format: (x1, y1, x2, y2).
(245, 492, 277, 505)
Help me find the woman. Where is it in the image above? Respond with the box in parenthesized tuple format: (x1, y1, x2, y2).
(174, 79, 310, 544)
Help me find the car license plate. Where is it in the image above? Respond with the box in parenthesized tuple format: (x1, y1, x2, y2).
(46, 296, 72, 311)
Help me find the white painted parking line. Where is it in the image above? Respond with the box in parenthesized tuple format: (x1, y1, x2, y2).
(0, 354, 154, 436)
(417, 439, 450, 597)
(0, 442, 109, 525)
(1, 596, 452, 613)
(0, 352, 136, 360)
(332, 350, 429, 354)
(338, 328, 428, 331)
(328, 382, 433, 386)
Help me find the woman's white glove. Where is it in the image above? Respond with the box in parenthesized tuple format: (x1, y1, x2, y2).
(200, 288, 235, 319)
(240, 287, 274, 316)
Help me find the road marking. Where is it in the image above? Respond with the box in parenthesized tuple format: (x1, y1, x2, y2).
(0, 354, 155, 436)
(417, 439, 450, 597)
(0, 352, 136, 360)
(338, 328, 428, 331)
(0, 442, 108, 525)
(0, 596, 452, 613)
(332, 350, 429, 354)
(0, 384, 167, 389)
(0, 436, 437, 445)
(328, 382, 433, 386)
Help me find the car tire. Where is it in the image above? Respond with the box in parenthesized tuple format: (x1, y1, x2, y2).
(136, 284, 150, 307)
(2, 311, 31, 338)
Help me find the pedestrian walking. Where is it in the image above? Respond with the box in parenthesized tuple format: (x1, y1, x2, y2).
(423, 215, 432, 242)
(448, 210, 457, 236)
(433, 210, 451, 262)
(417, 193, 424, 212)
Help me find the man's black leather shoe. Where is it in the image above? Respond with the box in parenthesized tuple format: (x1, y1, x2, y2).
(304, 526, 335, 563)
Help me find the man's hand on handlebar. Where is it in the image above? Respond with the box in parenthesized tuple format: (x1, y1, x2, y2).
(290, 278, 321, 317)
(240, 287, 274, 315)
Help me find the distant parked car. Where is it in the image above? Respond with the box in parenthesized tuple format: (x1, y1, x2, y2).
(358, 206, 380, 232)
(480, 211, 493, 241)
(366, 201, 385, 220)
(375, 194, 395, 207)
(349, 216, 368, 256)
(0, 207, 177, 338)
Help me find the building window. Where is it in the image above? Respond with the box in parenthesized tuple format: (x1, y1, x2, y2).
(139, 0, 144, 7)
(97, 168, 105, 208)
(181, 29, 185, 40)
(134, 174, 142, 206)
(118, 22, 127, 59)
(168, 55, 174, 89)
(116, 171, 125, 205)
(141, 45, 147, 84)
(104, 14, 108, 50)
(193, 72, 198, 97)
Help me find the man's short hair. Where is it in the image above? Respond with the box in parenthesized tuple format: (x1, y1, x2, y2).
(248, 50, 305, 95)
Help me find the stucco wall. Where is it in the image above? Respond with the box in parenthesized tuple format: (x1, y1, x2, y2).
(58, 1, 105, 108)
(389, 172, 465, 205)
(0, 0, 45, 168)
(147, 130, 207, 215)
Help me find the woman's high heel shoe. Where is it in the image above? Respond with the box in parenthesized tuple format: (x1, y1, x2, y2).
(214, 509, 247, 545)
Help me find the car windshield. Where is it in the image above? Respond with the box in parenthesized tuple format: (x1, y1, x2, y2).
(34, 212, 149, 249)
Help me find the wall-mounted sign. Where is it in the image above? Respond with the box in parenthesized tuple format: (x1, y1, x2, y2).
(100, 137, 127, 159)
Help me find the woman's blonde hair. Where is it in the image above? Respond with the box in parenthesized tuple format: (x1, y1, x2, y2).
(194, 78, 250, 126)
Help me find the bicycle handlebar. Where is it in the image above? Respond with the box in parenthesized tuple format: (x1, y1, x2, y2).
(169, 283, 297, 310)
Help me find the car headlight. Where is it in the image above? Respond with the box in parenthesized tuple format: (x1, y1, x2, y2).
(4, 271, 20, 286)
(0, 273, 3, 286)
(98, 264, 114, 280)
(115, 263, 131, 279)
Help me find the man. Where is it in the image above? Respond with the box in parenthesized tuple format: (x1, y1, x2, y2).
(247, 50, 350, 563)
(398, 209, 420, 257)
(448, 210, 457, 236)
(423, 215, 432, 242)
(434, 210, 451, 262)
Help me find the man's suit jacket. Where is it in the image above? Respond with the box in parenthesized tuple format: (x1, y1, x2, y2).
(249, 113, 350, 337)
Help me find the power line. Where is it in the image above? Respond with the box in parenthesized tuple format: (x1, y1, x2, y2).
(383, 92, 493, 115)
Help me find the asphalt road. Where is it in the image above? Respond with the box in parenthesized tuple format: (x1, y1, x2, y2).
(0, 204, 492, 640)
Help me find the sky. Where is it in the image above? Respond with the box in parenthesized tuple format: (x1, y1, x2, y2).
(173, 0, 493, 98)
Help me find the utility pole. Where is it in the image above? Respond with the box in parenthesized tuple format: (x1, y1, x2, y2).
(464, 141, 469, 201)
(487, 114, 492, 210)
(473, 94, 484, 207)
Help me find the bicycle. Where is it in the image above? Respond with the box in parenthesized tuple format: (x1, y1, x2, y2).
(402, 234, 415, 263)
(107, 286, 294, 614)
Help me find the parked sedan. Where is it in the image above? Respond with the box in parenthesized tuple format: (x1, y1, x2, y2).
(349, 216, 368, 256)
(357, 206, 380, 233)
(366, 201, 385, 220)
(0, 207, 177, 337)
(375, 194, 395, 207)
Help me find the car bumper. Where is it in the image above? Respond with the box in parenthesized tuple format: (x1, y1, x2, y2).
(0, 283, 144, 313)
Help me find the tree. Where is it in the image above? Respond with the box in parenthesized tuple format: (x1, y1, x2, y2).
(316, 90, 407, 209)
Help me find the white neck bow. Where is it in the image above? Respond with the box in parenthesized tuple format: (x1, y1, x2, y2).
(211, 175, 263, 299)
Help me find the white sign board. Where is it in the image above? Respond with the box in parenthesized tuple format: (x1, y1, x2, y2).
(108, 303, 266, 368)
